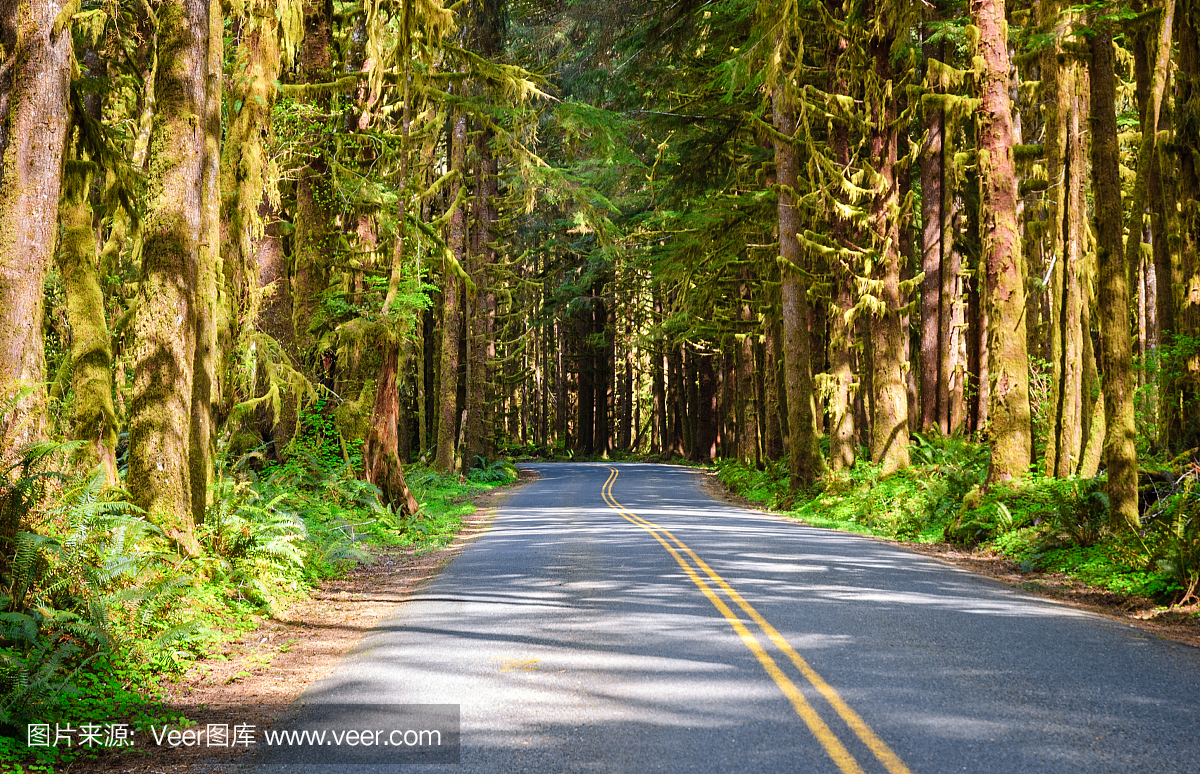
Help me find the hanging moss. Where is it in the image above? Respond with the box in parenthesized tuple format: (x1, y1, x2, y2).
(57, 146, 119, 482)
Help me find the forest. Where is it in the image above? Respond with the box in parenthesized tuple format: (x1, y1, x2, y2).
(3, 0, 1200, 764)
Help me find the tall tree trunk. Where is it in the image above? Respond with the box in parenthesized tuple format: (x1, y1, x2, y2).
(628, 312, 638, 446)
(190, 0, 222, 524)
(685, 344, 699, 457)
(738, 285, 756, 465)
(1132, 0, 1176, 449)
(921, 30, 946, 434)
(0, 0, 71, 459)
(434, 113, 467, 473)
(364, 343, 420, 514)
(1041, 1, 1089, 478)
(667, 342, 683, 455)
(58, 155, 118, 483)
(418, 307, 429, 456)
(574, 306, 594, 456)
(555, 318, 567, 448)
(291, 0, 334, 361)
(1090, 19, 1139, 528)
(651, 330, 665, 454)
(868, 39, 911, 476)
(975, 0, 1031, 482)
(466, 126, 497, 466)
(129, 0, 209, 553)
(826, 30, 855, 468)
(775, 86, 825, 485)
(1153, 48, 1181, 450)
(593, 297, 610, 456)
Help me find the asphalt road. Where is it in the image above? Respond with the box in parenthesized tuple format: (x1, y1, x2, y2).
(264, 462, 1200, 773)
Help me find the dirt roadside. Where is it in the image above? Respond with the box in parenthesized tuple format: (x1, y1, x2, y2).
(79, 469, 537, 773)
(696, 468, 1200, 650)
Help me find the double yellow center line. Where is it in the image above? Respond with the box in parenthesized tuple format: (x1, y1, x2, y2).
(600, 467, 912, 774)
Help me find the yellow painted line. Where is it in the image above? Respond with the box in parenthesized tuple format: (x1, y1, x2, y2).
(599, 468, 865, 774)
(602, 467, 914, 774)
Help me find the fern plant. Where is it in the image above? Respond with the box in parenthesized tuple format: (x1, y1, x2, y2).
(466, 456, 518, 484)
(0, 451, 180, 725)
(1053, 477, 1110, 547)
(1144, 471, 1200, 605)
(202, 475, 310, 610)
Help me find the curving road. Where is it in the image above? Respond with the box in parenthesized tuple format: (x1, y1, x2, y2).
(278, 462, 1200, 773)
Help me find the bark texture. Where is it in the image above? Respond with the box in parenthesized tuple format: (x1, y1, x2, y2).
(129, 0, 209, 553)
(774, 86, 825, 485)
(867, 38, 910, 476)
(363, 343, 420, 514)
(0, 0, 71, 458)
(1041, 1, 1090, 478)
(1090, 20, 1139, 528)
(975, 0, 1031, 482)
(291, 0, 334, 358)
(58, 159, 118, 483)
(190, 0, 222, 524)
(434, 112, 467, 473)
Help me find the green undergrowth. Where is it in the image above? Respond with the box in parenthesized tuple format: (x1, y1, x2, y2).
(0, 436, 515, 772)
(715, 434, 1200, 609)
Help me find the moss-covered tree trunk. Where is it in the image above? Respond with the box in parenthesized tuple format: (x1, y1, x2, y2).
(867, 39, 910, 477)
(220, 3, 282, 345)
(695, 349, 718, 462)
(974, 0, 1031, 483)
(57, 155, 118, 483)
(1041, 0, 1089, 478)
(825, 28, 855, 471)
(1089, 19, 1139, 529)
(946, 194, 966, 434)
(0, 0, 71, 459)
(594, 296, 610, 455)
(190, 0, 223, 524)
(650, 312, 664, 454)
(774, 85, 825, 486)
(1151, 18, 1181, 450)
(574, 305, 595, 456)
(292, 0, 335, 362)
(434, 112, 467, 473)
(129, 0, 210, 554)
(556, 317, 568, 448)
(738, 282, 758, 466)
